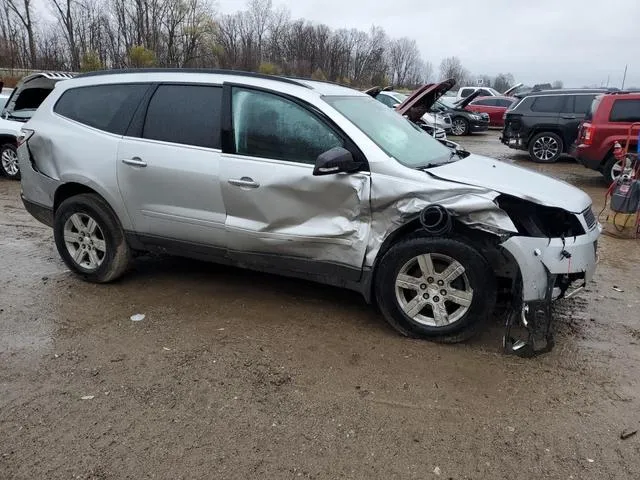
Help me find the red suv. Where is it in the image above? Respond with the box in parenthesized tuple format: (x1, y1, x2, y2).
(574, 92, 640, 183)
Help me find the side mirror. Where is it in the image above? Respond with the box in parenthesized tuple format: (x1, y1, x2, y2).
(313, 147, 362, 176)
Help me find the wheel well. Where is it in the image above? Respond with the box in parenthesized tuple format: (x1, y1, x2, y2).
(528, 129, 565, 149)
(0, 134, 17, 146)
(54, 183, 99, 213)
(368, 218, 507, 302)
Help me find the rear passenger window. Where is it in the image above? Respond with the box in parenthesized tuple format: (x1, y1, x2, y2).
(610, 99, 640, 122)
(460, 88, 474, 98)
(54, 84, 149, 135)
(143, 84, 222, 148)
(573, 95, 596, 114)
(498, 99, 515, 108)
(530, 96, 563, 113)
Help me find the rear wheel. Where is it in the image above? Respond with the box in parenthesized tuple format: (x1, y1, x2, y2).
(451, 117, 470, 136)
(54, 193, 131, 283)
(0, 144, 20, 179)
(602, 154, 628, 184)
(375, 237, 496, 343)
(529, 132, 563, 163)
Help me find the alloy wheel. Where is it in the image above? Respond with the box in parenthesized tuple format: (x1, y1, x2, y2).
(394, 253, 473, 327)
(63, 213, 107, 271)
(1, 148, 19, 176)
(532, 136, 559, 162)
(451, 119, 466, 136)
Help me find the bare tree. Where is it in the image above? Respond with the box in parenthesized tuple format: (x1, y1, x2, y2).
(552, 80, 563, 89)
(5, 0, 36, 66)
(439, 56, 469, 87)
(388, 37, 420, 87)
(493, 73, 515, 93)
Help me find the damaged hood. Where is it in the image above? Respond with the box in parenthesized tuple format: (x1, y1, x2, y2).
(395, 79, 455, 122)
(428, 155, 592, 213)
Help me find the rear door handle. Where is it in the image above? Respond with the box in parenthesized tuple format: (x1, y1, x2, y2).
(228, 177, 260, 189)
(561, 116, 577, 120)
(122, 157, 147, 167)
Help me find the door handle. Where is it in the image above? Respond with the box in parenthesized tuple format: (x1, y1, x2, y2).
(561, 116, 577, 120)
(122, 157, 147, 167)
(228, 177, 260, 189)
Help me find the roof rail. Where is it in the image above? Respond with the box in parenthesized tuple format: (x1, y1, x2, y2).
(74, 68, 311, 88)
(608, 90, 640, 95)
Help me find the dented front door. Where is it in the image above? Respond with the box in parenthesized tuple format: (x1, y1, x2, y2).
(220, 86, 370, 280)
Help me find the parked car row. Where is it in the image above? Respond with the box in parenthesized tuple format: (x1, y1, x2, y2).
(500, 86, 639, 183)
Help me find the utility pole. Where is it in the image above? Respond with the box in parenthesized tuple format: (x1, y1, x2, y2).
(622, 65, 628, 90)
(606, 74, 610, 88)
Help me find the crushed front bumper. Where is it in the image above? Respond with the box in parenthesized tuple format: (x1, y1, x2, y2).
(499, 225, 600, 356)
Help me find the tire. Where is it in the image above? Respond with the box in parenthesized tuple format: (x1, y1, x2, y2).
(601, 154, 626, 185)
(54, 193, 131, 283)
(451, 117, 469, 136)
(374, 237, 496, 343)
(0, 143, 20, 179)
(528, 132, 563, 163)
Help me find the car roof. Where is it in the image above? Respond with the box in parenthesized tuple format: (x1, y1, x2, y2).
(72, 68, 364, 98)
(472, 95, 513, 101)
(525, 88, 613, 97)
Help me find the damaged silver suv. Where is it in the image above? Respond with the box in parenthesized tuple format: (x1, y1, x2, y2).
(18, 70, 600, 356)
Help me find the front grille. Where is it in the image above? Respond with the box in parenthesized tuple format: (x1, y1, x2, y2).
(582, 207, 597, 230)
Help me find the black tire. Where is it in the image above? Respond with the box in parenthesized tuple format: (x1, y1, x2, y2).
(528, 132, 563, 163)
(374, 237, 496, 343)
(0, 143, 20, 180)
(451, 117, 470, 136)
(54, 193, 131, 283)
(601, 154, 623, 185)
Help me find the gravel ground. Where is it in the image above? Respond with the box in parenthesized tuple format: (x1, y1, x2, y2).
(1, 131, 639, 479)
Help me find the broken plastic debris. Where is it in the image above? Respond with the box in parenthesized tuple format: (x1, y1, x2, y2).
(433, 466, 441, 476)
(217, 328, 225, 331)
(81, 395, 94, 400)
(130, 313, 145, 322)
(587, 458, 594, 463)
(621, 429, 638, 440)
(163, 347, 171, 351)
(612, 286, 624, 292)
(507, 426, 516, 432)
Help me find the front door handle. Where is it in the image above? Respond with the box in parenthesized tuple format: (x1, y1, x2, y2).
(561, 115, 577, 120)
(122, 157, 147, 167)
(228, 177, 260, 189)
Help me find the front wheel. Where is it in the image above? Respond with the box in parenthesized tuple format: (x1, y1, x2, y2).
(529, 132, 563, 163)
(451, 117, 470, 136)
(0, 144, 20, 179)
(375, 237, 496, 343)
(54, 193, 131, 283)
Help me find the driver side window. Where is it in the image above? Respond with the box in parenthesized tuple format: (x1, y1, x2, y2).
(232, 88, 343, 164)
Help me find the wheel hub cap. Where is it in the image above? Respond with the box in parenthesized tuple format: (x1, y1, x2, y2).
(395, 253, 473, 327)
(63, 213, 106, 271)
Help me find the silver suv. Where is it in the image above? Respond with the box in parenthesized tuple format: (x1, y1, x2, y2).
(18, 69, 600, 355)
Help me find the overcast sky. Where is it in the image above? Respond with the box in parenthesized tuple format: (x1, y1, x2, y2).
(218, 0, 640, 88)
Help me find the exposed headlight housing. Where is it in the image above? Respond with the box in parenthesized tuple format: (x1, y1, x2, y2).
(497, 195, 585, 237)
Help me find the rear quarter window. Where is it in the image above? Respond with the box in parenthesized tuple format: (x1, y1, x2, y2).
(54, 84, 149, 135)
(609, 99, 640, 122)
(573, 94, 597, 115)
(530, 95, 563, 113)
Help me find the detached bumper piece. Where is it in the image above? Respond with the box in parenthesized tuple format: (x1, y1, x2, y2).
(503, 272, 556, 357)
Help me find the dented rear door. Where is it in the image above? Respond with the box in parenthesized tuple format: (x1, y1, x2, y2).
(220, 86, 370, 280)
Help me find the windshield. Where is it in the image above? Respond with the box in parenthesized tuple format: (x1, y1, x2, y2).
(438, 98, 456, 109)
(324, 95, 451, 168)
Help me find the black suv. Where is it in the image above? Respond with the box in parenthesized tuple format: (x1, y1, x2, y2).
(501, 89, 612, 163)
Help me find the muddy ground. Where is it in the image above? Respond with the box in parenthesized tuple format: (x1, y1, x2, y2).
(1, 131, 639, 479)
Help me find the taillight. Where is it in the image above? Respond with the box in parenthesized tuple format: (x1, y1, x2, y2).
(582, 123, 595, 145)
(17, 129, 34, 147)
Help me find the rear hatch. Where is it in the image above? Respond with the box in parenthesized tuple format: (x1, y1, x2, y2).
(1, 72, 74, 122)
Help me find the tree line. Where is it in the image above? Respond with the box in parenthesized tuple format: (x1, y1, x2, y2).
(0, 0, 438, 88)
